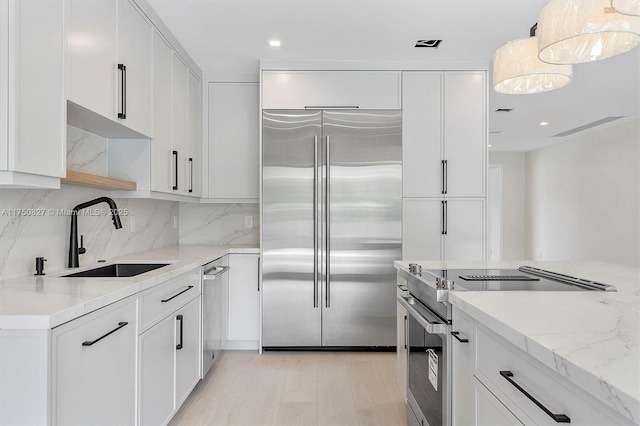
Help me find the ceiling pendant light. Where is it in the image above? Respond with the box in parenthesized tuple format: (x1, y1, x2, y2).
(537, 0, 640, 64)
(612, 0, 640, 16)
(493, 24, 573, 95)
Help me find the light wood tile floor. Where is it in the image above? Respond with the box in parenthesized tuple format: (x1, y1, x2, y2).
(169, 351, 407, 426)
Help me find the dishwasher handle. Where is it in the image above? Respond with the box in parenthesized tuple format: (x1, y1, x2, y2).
(203, 265, 230, 280)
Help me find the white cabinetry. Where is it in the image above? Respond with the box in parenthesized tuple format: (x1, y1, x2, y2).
(403, 198, 484, 261)
(452, 306, 634, 426)
(207, 82, 259, 201)
(262, 70, 402, 110)
(402, 70, 486, 261)
(0, 0, 65, 188)
(187, 69, 202, 197)
(117, 0, 153, 136)
(227, 253, 260, 349)
(139, 268, 202, 425)
(68, 0, 152, 137)
(396, 278, 409, 401)
(52, 298, 137, 425)
(172, 53, 189, 195)
(150, 31, 173, 194)
(452, 308, 474, 426)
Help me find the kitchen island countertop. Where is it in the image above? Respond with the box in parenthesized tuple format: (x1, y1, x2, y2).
(0, 244, 259, 330)
(395, 260, 640, 424)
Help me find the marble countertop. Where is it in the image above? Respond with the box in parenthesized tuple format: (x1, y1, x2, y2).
(395, 260, 640, 423)
(0, 244, 259, 330)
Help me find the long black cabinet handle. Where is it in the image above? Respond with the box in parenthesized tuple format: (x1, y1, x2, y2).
(441, 201, 446, 235)
(500, 371, 570, 423)
(172, 151, 179, 190)
(441, 160, 446, 194)
(404, 315, 408, 349)
(176, 315, 184, 350)
(161, 285, 194, 303)
(443, 159, 448, 194)
(450, 331, 469, 343)
(82, 321, 128, 346)
(188, 158, 193, 193)
(444, 200, 448, 235)
(118, 64, 126, 119)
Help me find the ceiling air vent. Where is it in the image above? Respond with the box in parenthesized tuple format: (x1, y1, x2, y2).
(495, 108, 513, 112)
(553, 116, 625, 137)
(415, 40, 442, 48)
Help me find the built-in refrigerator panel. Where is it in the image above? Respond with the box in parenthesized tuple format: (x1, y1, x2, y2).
(322, 110, 402, 346)
(262, 110, 322, 346)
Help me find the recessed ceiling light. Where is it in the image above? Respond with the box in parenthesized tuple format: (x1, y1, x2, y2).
(488, 144, 492, 148)
(268, 39, 281, 47)
(540, 121, 549, 126)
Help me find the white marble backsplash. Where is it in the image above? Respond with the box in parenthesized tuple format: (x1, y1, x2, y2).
(179, 203, 259, 246)
(66, 125, 108, 175)
(0, 185, 178, 279)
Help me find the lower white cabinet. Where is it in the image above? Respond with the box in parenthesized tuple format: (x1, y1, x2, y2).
(227, 253, 260, 349)
(396, 278, 408, 401)
(452, 306, 634, 426)
(140, 294, 201, 425)
(52, 298, 138, 425)
(403, 198, 484, 261)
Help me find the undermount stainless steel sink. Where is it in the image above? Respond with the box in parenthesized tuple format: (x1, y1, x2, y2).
(62, 263, 170, 278)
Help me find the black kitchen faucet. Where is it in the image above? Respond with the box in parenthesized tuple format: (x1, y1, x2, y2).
(68, 197, 123, 268)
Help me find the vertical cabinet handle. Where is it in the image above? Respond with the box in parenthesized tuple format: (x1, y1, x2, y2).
(118, 64, 126, 119)
(325, 135, 331, 308)
(257, 255, 260, 292)
(441, 160, 446, 194)
(82, 321, 128, 346)
(441, 201, 446, 235)
(188, 158, 194, 193)
(500, 371, 570, 423)
(172, 151, 179, 190)
(443, 159, 448, 194)
(404, 315, 408, 349)
(176, 314, 184, 350)
(444, 200, 448, 235)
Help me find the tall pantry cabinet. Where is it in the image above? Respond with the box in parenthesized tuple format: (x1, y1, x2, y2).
(402, 71, 486, 261)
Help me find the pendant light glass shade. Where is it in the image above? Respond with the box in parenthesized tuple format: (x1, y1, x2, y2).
(493, 37, 573, 94)
(538, 0, 640, 64)
(612, 0, 640, 16)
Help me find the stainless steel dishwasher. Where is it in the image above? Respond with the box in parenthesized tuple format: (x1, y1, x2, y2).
(202, 257, 230, 376)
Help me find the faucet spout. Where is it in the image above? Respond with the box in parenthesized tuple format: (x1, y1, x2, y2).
(68, 197, 123, 268)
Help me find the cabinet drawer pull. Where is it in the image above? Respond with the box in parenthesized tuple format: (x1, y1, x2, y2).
(188, 157, 194, 193)
(118, 64, 126, 119)
(161, 285, 194, 303)
(500, 370, 570, 423)
(176, 314, 184, 350)
(451, 331, 469, 343)
(82, 321, 128, 347)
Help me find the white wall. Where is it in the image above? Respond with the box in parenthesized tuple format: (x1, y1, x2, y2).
(525, 119, 639, 267)
(489, 151, 526, 260)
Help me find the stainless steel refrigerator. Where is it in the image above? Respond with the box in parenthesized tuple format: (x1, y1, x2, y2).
(261, 110, 402, 348)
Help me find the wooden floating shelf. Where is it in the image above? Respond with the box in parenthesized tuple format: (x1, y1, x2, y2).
(62, 170, 137, 191)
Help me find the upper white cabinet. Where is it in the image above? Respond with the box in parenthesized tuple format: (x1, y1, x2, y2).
(68, 0, 152, 137)
(150, 31, 173, 194)
(187, 69, 202, 197)
(402, 71, 486, 198)
(0, 0, 65, 188)
(262, 71, 402, 110)
(117, 0, 153, 136)
(207, 82, 259, 201)
(172, 53, 189, 195)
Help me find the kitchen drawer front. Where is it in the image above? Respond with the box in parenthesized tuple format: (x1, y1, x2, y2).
(475, 324, 630, 425)
(262, 70, 401, 110)
(140, 268, 201, 331)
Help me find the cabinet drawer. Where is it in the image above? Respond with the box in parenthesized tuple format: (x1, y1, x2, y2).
(140, 268, 201, 331)
(475, 325, 630, 425)
(262, 70, 401, 110)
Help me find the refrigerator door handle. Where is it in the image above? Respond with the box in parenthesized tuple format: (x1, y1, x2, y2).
(313, 135, 319, 308)
(325, 134, 331, 308)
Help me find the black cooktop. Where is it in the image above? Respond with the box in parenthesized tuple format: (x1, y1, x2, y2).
(422, 266, 615, 292)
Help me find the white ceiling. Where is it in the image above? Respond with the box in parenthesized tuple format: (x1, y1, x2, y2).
(145, 0, 640, 151)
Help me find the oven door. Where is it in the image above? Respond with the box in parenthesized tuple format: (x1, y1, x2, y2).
(398, 296, 451, 426)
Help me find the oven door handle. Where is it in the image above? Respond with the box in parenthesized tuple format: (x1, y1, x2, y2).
(398, 296, 448, 335)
